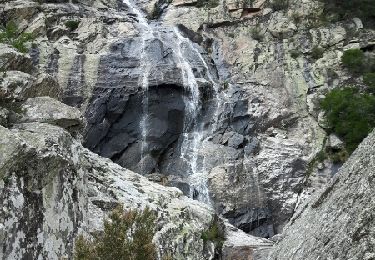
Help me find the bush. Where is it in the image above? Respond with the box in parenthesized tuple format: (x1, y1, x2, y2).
(250, 26, 264, 42)
(341, 49, 365, 74)
(65, 20, 80, 31)
(196, 0, 220, 8)
(290, 49, 301, 59)
(0, 22, 34, 53)
(311, 46, 324, 60)
(320, 88, 375, 153)
(75, 205, 157, 260)
(320, 0, 375, 28)
(201, 217, 225, 247)
(364, 72, 375, 89)
(328, 149, 349, 163)
(269, 0, 289, 11)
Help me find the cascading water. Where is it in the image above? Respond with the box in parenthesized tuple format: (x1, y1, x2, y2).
(122, 0, 220, 204)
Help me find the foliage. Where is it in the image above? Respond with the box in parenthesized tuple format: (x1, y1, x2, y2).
(291, 12, 302, 24)
(310, 46, 324, 60)
(269, 0, 289, 11)
(250, 26, 264, 42)
(328, 149, 349, 163)
(341, 49, 365, 74)
(65, 20, 80, 31)
(320, 0, 375, 28)
(75, 205, 157, 260)
(0, 22, 34, 53)
(290, 49, 301, 59)
(364, 72, 375, 90)
(201, 217, 225, 248)
(196, 0, 220, 8)
(320, 88, 375, 153)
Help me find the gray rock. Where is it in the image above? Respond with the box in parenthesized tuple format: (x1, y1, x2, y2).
(0, 124, 85, 260)
(0, 108, 9, 126)
(0, 123, 271, 259)
(326, 133, 344, 150)
(222, 223, 273, 260)
(263, 130, 375, 259)
(20, 97, 84, 133)
(0, 70, 33, 102)
(0, 44, 33, 73)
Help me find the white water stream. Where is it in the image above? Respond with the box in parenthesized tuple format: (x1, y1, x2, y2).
(123, 0, 219, 204)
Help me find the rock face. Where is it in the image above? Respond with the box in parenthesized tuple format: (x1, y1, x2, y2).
(1, 0, 375, 254)
(261, 130, 375, 259)
(0, 123, 86, 259)
(0, 121, 270, 259)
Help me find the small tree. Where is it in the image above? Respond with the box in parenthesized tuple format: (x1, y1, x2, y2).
(75, 205, 157, 260)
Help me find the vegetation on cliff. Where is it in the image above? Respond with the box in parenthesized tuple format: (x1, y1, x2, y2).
(320, 48, 375, 154)
(321, 0, 375, 28)
(75, 206, 157, 260)
(0, 22, 34, 53)
(321, 88, 375, 153)
(201, 216, 225, 258)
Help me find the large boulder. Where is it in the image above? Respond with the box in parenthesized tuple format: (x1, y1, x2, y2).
(20, 97, 84, 133)
(0, 44, 33, 73)
(0, 124, 86, 260)
(0, 72, 61, 103)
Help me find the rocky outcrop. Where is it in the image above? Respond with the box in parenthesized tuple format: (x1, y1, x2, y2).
(0, 121, 271, 259)
(0, 44, 33, 73)
(260, 130, 375, 259)
(2, 0, 375, 248)
(0, 123, 85, 259)
(20, 97, 84, 133)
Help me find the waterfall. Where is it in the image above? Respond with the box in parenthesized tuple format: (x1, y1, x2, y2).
(122, 0, 219, 205)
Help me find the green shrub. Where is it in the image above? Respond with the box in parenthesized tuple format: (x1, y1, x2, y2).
(196, 0, 220, 8)
(291, 12, 302, 24)
(341, 49, 365, 74)
(311, 46, 324, 60)
(364, 72, 375, 89)
(201, 217, 225, 249)
(65, 20, 80, 31)
(290, 49, 301, 59)
(0, 22, 34, 53)
(75, 205, 157, 260)
(250, 26, 264, 42)
(269, 0, 289, 11)
(321, 87, 375, 153)
(320, 0, 375, 28)
(328, 149, 349, 163)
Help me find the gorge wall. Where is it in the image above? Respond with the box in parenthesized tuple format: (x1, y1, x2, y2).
(1, 0, 375, 259)
(258, 130, 375, 259)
